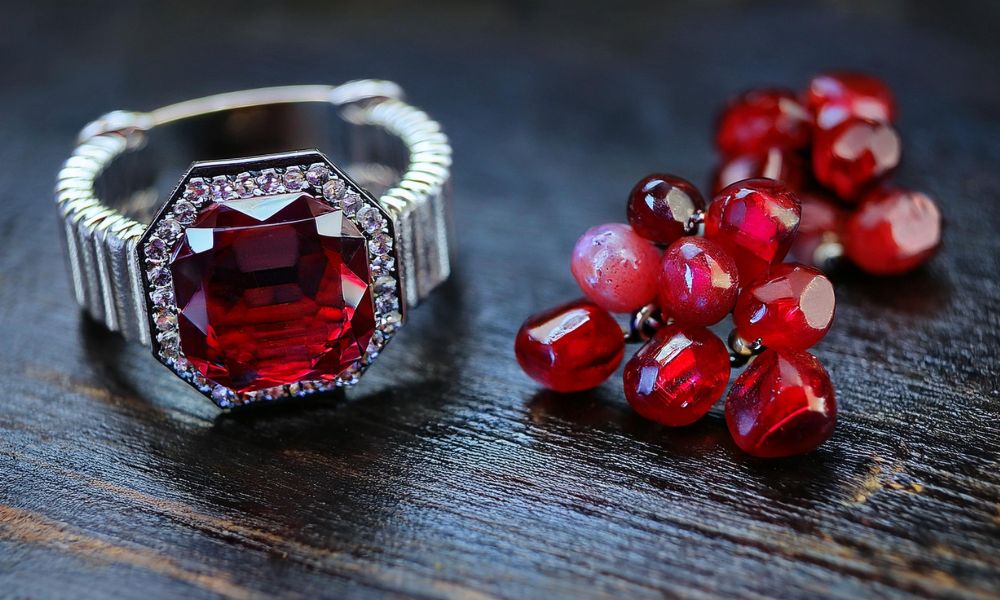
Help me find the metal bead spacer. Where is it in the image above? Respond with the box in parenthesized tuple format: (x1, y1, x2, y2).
(728, 329, 763, 368)
(625, 304, 668, 344)
(812, 234, 845, 272)
(685, 209, 706, 236)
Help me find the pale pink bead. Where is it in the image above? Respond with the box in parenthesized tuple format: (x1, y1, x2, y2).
(570, 223, 661, 313)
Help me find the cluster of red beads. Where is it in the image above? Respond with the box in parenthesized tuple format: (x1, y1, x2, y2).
(713, 72, 942, 275)
(516, 173, 837, 458)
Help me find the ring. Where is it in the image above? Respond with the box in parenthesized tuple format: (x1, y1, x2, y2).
(56, 81, 452, 407)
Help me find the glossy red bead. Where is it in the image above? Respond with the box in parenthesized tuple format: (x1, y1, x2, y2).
(571, 223, 661, 313)
(786, 191, 844, 268)
(812, 117, 901, 201)
(515, 299, 625, 393)
(807, 71, 896, 130)
(711, 148, 805, 194)
(704, 178, 802, 285)
(734, 263, 835, 351)
(844, 187, 942, 275)
(725, 349, 836, 458)
(626, 173, 705, 245)
(715, 88, 811, 157)
(658, 237, 739, 326)
(623, 324, 731, 427)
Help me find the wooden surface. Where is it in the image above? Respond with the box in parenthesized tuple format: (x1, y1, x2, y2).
(2, 1, 999, 598)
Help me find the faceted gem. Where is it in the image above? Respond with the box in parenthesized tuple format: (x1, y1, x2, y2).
(515, 299, 625, 392)
(812, 118, 901, 201)
(623, 324, 731, 427)
(725, 349, 836, 458)
(843, 187, 942, 275)
(658, 237, 739, 327)
(570, 223, 661, 313)
(734, 263, 835, 351)
(786, 191, 843, 268)
(711, 147, 805, 194)
(169, 192, 375, 393)
(626, 173, 705, 245)
(807, 71, 896, 130)
(715, 88, 811, 157)
(704, 178, 801, 285)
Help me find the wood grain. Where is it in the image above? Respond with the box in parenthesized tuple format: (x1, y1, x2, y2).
(1, 1, 998, 598)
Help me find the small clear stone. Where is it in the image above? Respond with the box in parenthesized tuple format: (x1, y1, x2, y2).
(191, 373, 209, 390)
(283, 167, 306, 191)
(305, 164, 330, 186)
(148, 266, 171, 287)
(157, 331, 180, 358)
(210, 176, 236, 201)
(342, 192, 363, 216)
(356, 205, 385, 234)
(375, 275, 396, 294)
(211, 385, 236, 407)
(287, 382, 301, 396)
(155, 219, 181, 241)
(381, 311, 403, 332)
(173, 200, 197, 224)
(144, 238, 168, 263)
(376, 293, 399, 314)
(184, 178, 209, 202)
(150, 287, 174, 307)
(257, 169, 282, 194)
(172, 356, 191, 372)
(368, 232, 393, 255)
(322, 178, 346, 201)
(371, 256, 396, 277)
(234, 172, 258, 197)
(152, 307, 175, 330)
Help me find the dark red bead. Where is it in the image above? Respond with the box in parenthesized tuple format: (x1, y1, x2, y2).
(704, 178, 801, 285)
(734, 263, 835, 351)
(812, 117, 901, 201)
(844, 187, 942, 275)
(515, 299, 625, 393)
(626, 173, 705, 245)
(807, 71, 896, 130)
(725, 349, 836, 458)
(715, 88, 811, 157)
(623, 324, 731, 427)
(786, 191, 844, 268)
(658, 237, 739, 327)
(711, 148, 806, 194)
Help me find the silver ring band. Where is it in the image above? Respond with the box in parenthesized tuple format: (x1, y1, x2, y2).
(56, 80, 452, 347)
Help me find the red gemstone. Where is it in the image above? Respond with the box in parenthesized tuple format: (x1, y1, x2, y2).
(623, 324, 731, 427)
(725, 349, 836, 458)
(807, 71, 896, 130)
(626, 173, 705, 245)
(715, 88, 811, 157)
(571, 223, 661, 313)
(658, 237, 739, 326)
(515, 299, 625, 393)
(704, 178, 801, 285)
(711, 147, 805, 194)
(786, 191, 844, 268)
(812, 117, 901, 201)
(734, 263, 835, 351)
(844, 187, 942, 275)
(170, 193, 375, 392)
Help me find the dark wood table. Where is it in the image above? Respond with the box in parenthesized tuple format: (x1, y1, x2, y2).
(2, 1, 998, 598)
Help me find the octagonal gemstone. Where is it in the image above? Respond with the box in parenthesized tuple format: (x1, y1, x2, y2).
(168, 192, 375, 392)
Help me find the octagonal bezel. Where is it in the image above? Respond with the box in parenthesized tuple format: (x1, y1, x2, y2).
(137, 150, 403, 408)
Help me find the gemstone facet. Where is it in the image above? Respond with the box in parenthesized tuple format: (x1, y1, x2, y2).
(725, 349, 837, 458)
(623, 324, 731, 426)
(626, 174, 705, 245)
(733, 263, 835, 351)
(515, 299, 625, 392)
(658, 237, 739, 327)
(169, 192, 375, 393)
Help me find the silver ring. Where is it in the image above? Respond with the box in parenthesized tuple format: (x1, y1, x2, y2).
(56, 81, 453, 407)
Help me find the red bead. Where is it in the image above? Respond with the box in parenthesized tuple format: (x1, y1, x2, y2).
(623, 324, 731, 427)
(844, 187, 942, 275)
(725, 349, 836, 458)
(733, 263, 835, 351)
(626, 173, 705, 245)
(658, 237, 739, 326)
(715, 88, 811, 157)
(711, 148, 805, 194)
(704, 178, 801, 285)
(786, 191, 844, 268)
(170, 193, 374, 393)
(812, 117, 901, 201)
(571, 223, 661, 313)
(807, 71, 896, 130)
(515, 299, 625, 393)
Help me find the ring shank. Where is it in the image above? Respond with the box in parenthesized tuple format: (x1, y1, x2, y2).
(57, 81, 452, 346)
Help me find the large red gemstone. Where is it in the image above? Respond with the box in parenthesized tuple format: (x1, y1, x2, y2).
(169, 193, 375, 392)
(843, 186, 942, 275)
(733, 263, 835, 351)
